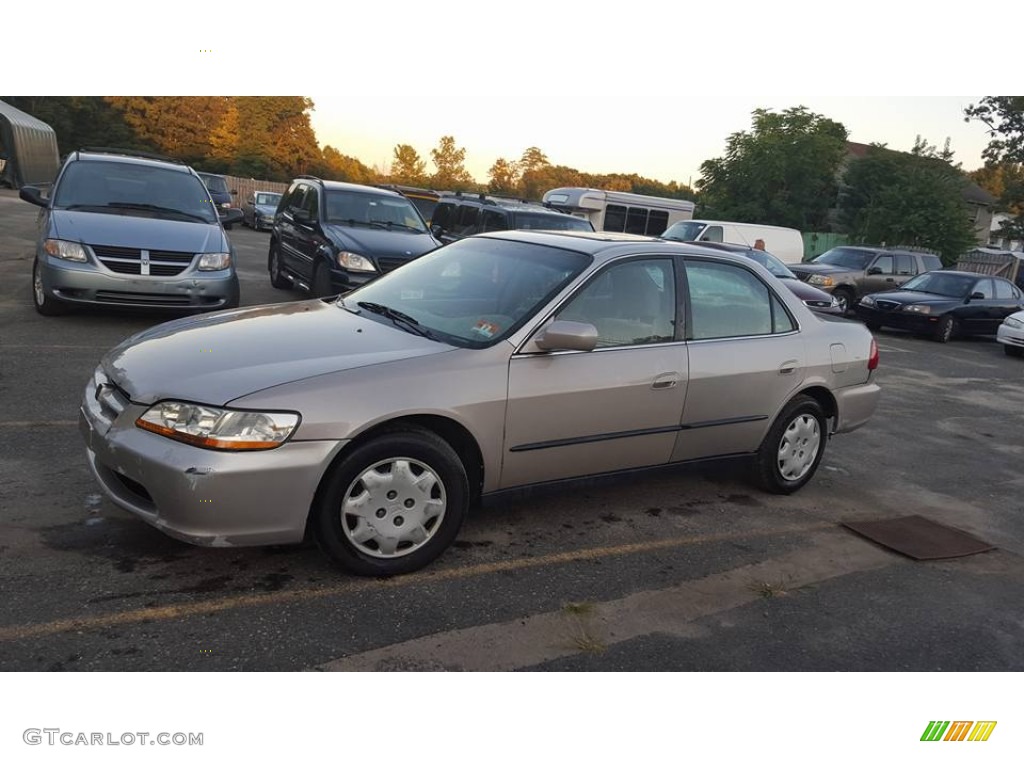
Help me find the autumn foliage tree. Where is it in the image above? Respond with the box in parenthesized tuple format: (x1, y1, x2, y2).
(390, 144, 428, 185)
(430, 136, 475, 190)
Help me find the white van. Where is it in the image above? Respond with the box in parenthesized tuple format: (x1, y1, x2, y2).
(661, 219, 805, 264)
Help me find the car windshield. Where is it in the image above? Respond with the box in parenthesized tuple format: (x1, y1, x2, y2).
(53, 160, 219, 223)
(256, 192, 281, 207)
(660, 221, 707, 242)
(198, 174, 229, 194)
(740, 248, 796, 279)
(900, 272, 977, 298)
(812, 247, 875, 269)
(342, 237, 591, 348)
(408, 197, 439, 224)
(325, 190, 427, 232)
(514, 212, 594, 231)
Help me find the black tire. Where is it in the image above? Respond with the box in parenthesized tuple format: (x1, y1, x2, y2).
(224, 223, 233, 231)
(752, 395, 827, 495)
(1004, 344, 1023, 357)
(865, 321, 882, 332)
(32, 259, 70, 316)
(268, 243, 290, 289)
(313, 262, 335, 298)
(832, 287, 855, 316)
(312, 428, 469, 576)
(934, 314, 956, 343)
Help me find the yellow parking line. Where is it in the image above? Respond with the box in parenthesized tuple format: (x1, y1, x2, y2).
(0, 522, 834, 642)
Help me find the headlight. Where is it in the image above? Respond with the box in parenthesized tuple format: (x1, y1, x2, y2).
(197, 252, 231, 271)
(903, 304, 932, 314)
(808, 275, 834, 287)
(337, 251, 377, 272)
(136, 402, 299, 450)
(859, 296, 876, 307)
(43, 239, 88, 262)
(220, 202, 231, 209)
(1004, 317, 1024, 329)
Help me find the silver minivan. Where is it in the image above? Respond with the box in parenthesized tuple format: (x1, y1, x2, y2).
(20, 148, 241, 315)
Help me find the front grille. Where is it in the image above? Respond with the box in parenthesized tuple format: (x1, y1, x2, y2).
(377, 256, 410, 273)
(94, 291, 194, 306)
(90, 244, 196, 277)
(876, 300, 901, 311)
(804, 300, 833, 308)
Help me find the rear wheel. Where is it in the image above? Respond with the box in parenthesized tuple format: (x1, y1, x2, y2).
(312, 428, 469, 576)
(32, 259, 70, 316)
(268, 243, 290, 289)
(753, 395, 827, 494)
(934, 315, 956, 343)
(1004, 344, 1023, 357)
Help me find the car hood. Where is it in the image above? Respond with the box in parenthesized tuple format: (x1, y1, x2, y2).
(102, 299, 454, 405)
(322, 224, 440, 259)
(864, 290, 956, 305)
(50, 209, 226, 253)
(789, 263, 853, 278)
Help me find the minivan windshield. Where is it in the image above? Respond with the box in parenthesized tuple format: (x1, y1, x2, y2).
(342, 238, 591, 348)
(812, 247, 876, 270)
(660, 221, 707, 242)
(54, 161, 219, 223)
(326, 190, 428, 232)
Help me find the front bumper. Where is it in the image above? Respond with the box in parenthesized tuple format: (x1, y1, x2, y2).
(39, 253, 238, 310)
(854, 304, 938, 333)
(832, 380, 881, 434)
(997, 323, 1024, 349)
(79, 370, 346, 547)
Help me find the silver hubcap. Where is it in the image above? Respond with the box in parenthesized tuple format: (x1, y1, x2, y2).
(777, 414, 821, 481)
(33, 266, 45, 306)
(340, 457, 446, 559)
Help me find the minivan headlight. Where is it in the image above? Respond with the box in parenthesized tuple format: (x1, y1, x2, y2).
(337, 251, 377, 272)
(198, 252, 231, 271)
(44, 239, 88, 262)
(136, 402, 299, 450)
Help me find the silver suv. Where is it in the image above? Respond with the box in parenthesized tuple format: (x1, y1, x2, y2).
(20, 148, 242, 315)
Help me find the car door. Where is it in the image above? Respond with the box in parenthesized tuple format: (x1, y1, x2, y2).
(671, 259, 806, 461)
(862, 253, 897, 294)
(278, 183, 307, 274)
(992, 279, 1024, 330)
(293, 184, 321, 282)
(961, 277, 997, 334)
(502, 257, 688, 488)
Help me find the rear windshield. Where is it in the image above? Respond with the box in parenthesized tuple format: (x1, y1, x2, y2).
(661, 221, 706, 242)
(198, 174, 229, 194)
(255, 192, 282, 207)
(514, 212, 594, 231)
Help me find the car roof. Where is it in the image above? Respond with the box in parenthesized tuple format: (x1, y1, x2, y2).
(295, 176, 404, 198)
(73, 149, 191, 174)
(439, 194, 579, 216)
(936, 270, 1006, 280)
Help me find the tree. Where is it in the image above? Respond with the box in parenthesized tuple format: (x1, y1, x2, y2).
(966, 97, 1024, 245)
(519, 146, 549, 174)
(840, 143, 978, 264)
(390, 144, 428, 185)
(318, 146, 377, 184)
(487, 158, 520, 196)
(105, 96, 229, 164)
(697, 106, 849, 230)
(430, 136, 474, 189)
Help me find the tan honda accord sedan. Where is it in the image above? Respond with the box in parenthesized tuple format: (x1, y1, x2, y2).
(80, 231, 880, 575)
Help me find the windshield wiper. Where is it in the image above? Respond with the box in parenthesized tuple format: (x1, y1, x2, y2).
(368, 220, 424, 232)
(105, 202, 209, 223)
(356, 301, 435, 339)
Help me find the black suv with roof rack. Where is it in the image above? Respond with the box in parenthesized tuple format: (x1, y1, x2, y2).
(429, 193, 595, 244)
(789, 245, 944, 315)
(268, 176, 441, 296)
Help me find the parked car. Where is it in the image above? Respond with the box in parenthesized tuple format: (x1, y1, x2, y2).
(196, 172, 239, 230)
(80, 231, 880, 576)
(856, 271, 1024, 342)
(660, 241, 842, 315)
(430, 193, 594, 244)
(268, 176, 441, 296)
(20, 148, 241, 315)
(790, 246, 943, 315)
(242, 190, 282, 231)
(660, 219, 805, 265)
(997, 309, 1024, 356)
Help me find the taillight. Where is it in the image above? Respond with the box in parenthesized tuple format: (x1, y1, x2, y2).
(867, 337, 879, 370)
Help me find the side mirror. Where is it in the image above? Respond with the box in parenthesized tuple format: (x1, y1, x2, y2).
(230, 189, 238, 195)
(223, 208, 244, 226)
(19, 185, 47, 207)
(533, 320, 599, 352)
(430, 224, 444, 238)
(866, 266, 882, 275)
(969, 291, 985, 300)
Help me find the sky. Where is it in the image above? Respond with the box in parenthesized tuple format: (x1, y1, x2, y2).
(5, 0, 1019, 189)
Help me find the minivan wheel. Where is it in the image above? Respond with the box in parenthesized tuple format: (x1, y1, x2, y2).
(934, 315, 956, 343)
(752, 395, 826, 494)
(32, 259, 69, 316)
(312, 428, 469, 576)
(268, 244, 290, 289)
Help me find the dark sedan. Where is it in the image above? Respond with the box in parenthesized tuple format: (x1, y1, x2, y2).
(855, 271, 1024, 342)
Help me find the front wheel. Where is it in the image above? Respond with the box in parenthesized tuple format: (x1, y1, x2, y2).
(832, 288, 855, 316)
(268, 244, 290, 289)
(32, 259, 70, 316)
(312, 262, 335, 298)
(312, 428, 469, 576)
(934, 314, 956, 343)
(752, 395, 827, 494)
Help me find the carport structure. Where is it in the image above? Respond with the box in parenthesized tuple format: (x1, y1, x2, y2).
(0, 99, 59, 189)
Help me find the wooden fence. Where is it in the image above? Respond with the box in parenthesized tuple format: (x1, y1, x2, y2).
(223, 175, 289, 207)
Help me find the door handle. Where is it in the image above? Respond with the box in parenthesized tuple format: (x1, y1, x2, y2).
(652, 373, 678, 390)
(778, 360, 799, 375)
